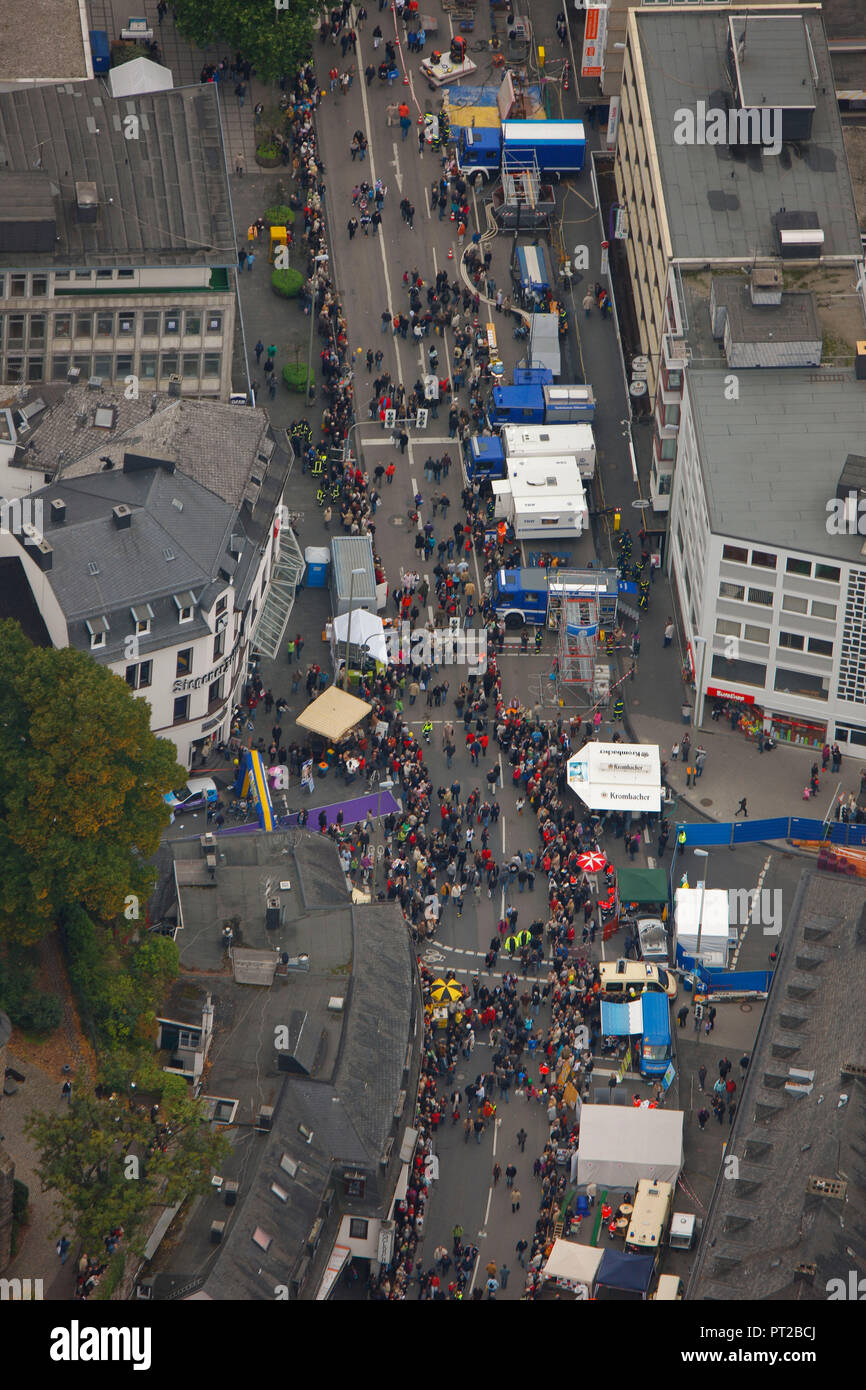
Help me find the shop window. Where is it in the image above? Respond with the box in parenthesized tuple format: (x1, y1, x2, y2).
(750, 550, 776, 570)
(786, 557, 810, 577)
(722, 545, 748, 564)
(773, 668, 828, 701)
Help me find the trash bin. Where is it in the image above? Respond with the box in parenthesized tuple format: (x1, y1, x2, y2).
(681, 704, 692, 725)
(304, 546, 330, 588)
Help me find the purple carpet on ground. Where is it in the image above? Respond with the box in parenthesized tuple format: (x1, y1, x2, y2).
(281, 790, 401, 828)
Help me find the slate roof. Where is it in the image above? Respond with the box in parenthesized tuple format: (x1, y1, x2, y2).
(685, 366, 866, 559)
(633, 9, 863, 261)
(688, 870, 866, 1301)
(147, 831, 421, 1300)
(0, 82, 233, 268)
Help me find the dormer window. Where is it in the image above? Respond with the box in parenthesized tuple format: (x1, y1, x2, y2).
(86, 616, 108, 650)
(130, 603, 153, 636)
(173, 591, 195, 624)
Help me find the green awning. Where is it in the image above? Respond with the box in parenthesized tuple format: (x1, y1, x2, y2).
(616, 867, 668, 905)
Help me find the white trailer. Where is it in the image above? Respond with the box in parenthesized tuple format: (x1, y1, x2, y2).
(501, 422, 596, 479)
(492, 455, 588, 539)
(674, 887, 731, 969)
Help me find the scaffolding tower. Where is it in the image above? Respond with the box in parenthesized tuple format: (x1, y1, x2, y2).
(548, 568, 620, 702)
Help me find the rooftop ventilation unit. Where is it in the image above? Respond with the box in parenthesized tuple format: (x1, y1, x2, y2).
(75, 182, 99, 224)
(112, 503, 132, 529)
(50, 499, 66, 524)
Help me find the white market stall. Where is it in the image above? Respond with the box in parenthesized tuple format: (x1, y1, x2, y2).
(109, 57, 174, 97)
(330, 608, 389, 673)
(674, 887, 733, 970)
(541, 1239, 603, 1297)
(572, 1105, 684, 1190)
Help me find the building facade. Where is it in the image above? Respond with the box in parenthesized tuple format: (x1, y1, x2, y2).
(0, 83, 236, 399)
(0, 399, 296, 766)
(669, 364, 866, 754)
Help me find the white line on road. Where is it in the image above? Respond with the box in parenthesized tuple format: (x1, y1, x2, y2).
(484, 1186, 493, 1227)
(391, 141, 404, 194)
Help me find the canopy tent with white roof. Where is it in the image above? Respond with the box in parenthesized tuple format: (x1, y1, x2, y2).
(542, 1239, 604, 1292)
(572, 1104, 684, 1189)
(109, 57, 174, 97)
(330, 609, 389, 667)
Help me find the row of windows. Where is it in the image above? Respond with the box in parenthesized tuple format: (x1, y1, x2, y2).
(715, 617, 834, 657)
(722, 545, 841, 583)
(0, 309, 222, 344)
(1, 352, 223, 385)
(718, 581, 837, 620)
(0, 270, 135, 297)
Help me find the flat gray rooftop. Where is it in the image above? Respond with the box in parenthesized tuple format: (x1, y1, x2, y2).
(634, 10, 862, 261)
(689, 870, 866, 1301)
(0, 0, 90, 84)
(728, 15, 814, 110)
(688, 365, 866, 558)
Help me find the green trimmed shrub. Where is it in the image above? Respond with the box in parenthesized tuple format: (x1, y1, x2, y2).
(255, 143, 282, 168)
(282, 363, 313, 393)
(271, 267, 303, 299)
(264, 204, 296, 226)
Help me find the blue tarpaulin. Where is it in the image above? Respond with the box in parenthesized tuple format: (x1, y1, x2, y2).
(600, 1000, 642, 1035)
(596, 1249, 656, 1293)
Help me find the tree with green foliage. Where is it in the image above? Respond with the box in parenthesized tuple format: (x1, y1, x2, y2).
(25, 1088, 229, 1254)
(0, 621, 184, 946)
(173, 0, 318, 84)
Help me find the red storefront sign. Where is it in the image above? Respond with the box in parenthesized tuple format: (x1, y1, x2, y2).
(706, 686, 755, 705)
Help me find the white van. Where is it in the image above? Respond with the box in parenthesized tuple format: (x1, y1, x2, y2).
(598, 957, 677, 1001)
(652, 1274, 683, 1301)
(625, 1179, 674, 1254)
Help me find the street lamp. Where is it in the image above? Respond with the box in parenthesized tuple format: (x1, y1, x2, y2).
(693, 635, 707, 730)
(693, 848, 709, 966)
(343, 568, 366, 692)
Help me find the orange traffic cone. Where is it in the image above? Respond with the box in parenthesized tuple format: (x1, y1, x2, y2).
(448, 247, 453, 260)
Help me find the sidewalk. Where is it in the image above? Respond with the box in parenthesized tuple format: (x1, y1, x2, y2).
(631, 710, 850, 827)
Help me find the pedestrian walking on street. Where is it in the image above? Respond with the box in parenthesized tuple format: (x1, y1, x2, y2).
(698, 1064, 707, 1091)
(582, 291, 594, 317)
(511, 1188, 521, 1213)
(57, 1236, 71, 1264)
(254, 339, 264, 364)
(246, 251, 255, 271)
(663, 618, 674, 647)
(740, 1053, 750, 1074)
(516, 1127, 527, 1152)
(499, 1264, 510, 1289)
(697, 1108, 709, 1130)
(505, 1163, 517, 1188)
(235, 153, 245, 176)
(735, 797, 748, 817)
(516, 1238, 528, 1268)
(492, 1162, 502, 1186)
(61, 1079, 72, 1102)
(677, 1004, 688, 1029)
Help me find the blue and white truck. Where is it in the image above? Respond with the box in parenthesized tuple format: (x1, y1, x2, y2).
(455, 119, 586, 182)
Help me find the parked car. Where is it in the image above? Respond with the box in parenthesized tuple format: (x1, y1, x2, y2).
(164, 777, 218, 813)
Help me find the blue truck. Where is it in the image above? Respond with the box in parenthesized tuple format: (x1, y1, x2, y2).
(493, 567, 620, 628)
(467, 435, 506, 480)
(455, 119, 586, 182)
(491, 383, 596, 426)
(638, 991, 673, 1078)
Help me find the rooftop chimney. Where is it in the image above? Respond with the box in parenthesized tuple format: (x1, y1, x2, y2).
(112, 503, 132, 530)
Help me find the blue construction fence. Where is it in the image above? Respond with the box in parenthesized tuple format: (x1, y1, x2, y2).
(677, 952, 772, 995)
(675, 817, 866, 848)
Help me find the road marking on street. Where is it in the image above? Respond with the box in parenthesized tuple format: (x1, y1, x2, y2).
(647, 856, 656, 869)
(391, 142, 404, 195)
